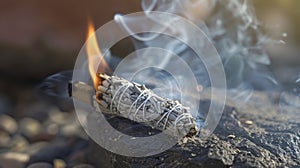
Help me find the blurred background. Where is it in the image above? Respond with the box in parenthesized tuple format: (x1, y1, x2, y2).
(0, 0, 299, 167)
(0, 1, 142, 167)
(0, 0, 141, 118)
(1, 0, 300, 113)
(254, 0, 300, 86)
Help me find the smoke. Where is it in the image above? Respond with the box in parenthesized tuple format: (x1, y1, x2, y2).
(279, 76, 300, 110)
(113, 0, 279, 93)
(205, 0, 279, 91)
(106, 0, 291, 128)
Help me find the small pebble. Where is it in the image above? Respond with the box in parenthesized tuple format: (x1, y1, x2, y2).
(9, 135, 29, 151)
(0, 130, 11, 147)
(191, 153, 197, 157)
(0, 152, 29, 168)
(54, 159, 66, 168)
(67, 150, 88, 167)
(19, 118, 42, 138)
(245, 120, 253, 125)
(47, 124, 59, 135)
(61, 124, 80, 137)
(27, 162, 53, 168)
(49, 110, 73, 125)
(227, 134, 236, 139)
(73, 164, 95, 168)
(0, 114, 18, 134)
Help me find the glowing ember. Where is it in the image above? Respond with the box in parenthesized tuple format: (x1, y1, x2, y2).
(86, 19, 110, 89)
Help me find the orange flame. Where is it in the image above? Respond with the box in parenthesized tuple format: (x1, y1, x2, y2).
(86, 19, 110, 89)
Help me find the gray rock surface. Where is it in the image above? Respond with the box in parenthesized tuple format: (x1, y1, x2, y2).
(88, 90, 300, 167)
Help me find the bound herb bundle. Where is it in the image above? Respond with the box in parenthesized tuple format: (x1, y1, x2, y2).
(93, 73, 198, 138)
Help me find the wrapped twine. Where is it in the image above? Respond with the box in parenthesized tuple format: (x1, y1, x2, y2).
(93, 73, 198, 138)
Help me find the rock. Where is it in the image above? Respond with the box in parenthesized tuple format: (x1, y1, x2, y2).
(0, 152, 29, 168)
(60, 123, 87, 139)
(244, 120, 253, 125)
(46, 123, 59, 135)
(66, 139, 89, 167)
(0, 114, 18, 134)
(72, 164, 95, 168)
(22, 142, 49, 155)
(49, 110, 74, 125)
(19, 118, 42, 138)
(9, 135, 29, 151)
(27, 162, 53, 168)
(0, 130, 11, 148)
(67, 150, 87, 168)
(53, 159, 66, 168)
(227, 134, 236, 139)
(27, 140, 71, 166)
(61, 124, 80, 137)
(88, 90, 300, 167)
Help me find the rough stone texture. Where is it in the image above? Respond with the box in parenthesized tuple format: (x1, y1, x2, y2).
(88, 90, 300, 167)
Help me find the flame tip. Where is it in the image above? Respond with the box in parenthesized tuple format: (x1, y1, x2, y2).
(86, 20, 110, 89)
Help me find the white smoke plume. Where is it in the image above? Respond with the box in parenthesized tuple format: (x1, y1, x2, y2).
(113, 0, 278, 93)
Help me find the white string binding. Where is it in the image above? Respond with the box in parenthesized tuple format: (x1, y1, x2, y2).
(116, 82, 192, 129)
(100, 75, 197, 137)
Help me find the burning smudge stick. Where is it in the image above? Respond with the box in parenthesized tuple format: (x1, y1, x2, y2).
(93, 73, 198, 139)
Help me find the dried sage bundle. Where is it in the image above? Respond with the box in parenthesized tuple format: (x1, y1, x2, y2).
(93, 73, 198, 138)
